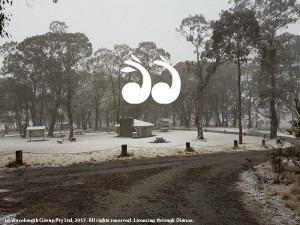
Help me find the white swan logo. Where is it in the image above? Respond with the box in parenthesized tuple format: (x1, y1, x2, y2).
(121, 55, 181, 104)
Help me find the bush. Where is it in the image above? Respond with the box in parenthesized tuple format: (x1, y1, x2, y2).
(117, 152, 134, 158)
(185, 147, 195, 152)
(5, 160, 24, 168)
(269, 147, 300, 184)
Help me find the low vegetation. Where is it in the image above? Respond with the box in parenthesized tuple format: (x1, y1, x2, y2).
(260, 147, 300, 216)
(269, 147, 300, 184)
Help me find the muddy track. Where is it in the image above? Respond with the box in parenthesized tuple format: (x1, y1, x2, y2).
(0, 150, 271, 225)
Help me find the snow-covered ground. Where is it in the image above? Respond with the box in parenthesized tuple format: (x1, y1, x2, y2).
(0, 130, 292, 168)
(238, 163, 300, 225)
(205, 127, 295, 138)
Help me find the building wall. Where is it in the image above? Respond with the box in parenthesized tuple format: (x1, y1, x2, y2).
(135, 126, 152, 138)
(120, 117, 134, 137)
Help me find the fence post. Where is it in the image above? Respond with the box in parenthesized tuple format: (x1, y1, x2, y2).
(16, 150, 23, 166)
(121, 145, 127, 157)
(186, 142, 190, 150)
(234, 140, 238, 147)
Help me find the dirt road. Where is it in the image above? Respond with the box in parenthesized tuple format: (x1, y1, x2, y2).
(0, 150, 270, 225)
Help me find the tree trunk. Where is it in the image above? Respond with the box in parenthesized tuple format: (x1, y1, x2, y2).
(48, 102, 60, 137)
(248, 96, 252, 129)
(98, 113, 102, 128)
(22, 104, 29, 138)
(237, 57, 243, 144)
(30, 106, 37, 126)
(4, 124, 8, 134)
(95, 104, 99, 131)
(172, 110, 176, 127)
(106, 109, 110, 127)
(39, 91, 45, 126)
(67, 88, 74, 140)
(110, 77, 119, 124)
(270, 98, 278, 138)
(195, 89, 204, 139)
(15, 107, 22, 135)
(184, 118, 190, 128)
(82, 111, 87, 130)
(268, 49, 278, 139)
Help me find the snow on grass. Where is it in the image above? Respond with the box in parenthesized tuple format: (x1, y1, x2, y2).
(0, 130, 293, 168)
(238, 163, 300, 225)
(0, 214, 17, 225)
(205, 126, 295, 138)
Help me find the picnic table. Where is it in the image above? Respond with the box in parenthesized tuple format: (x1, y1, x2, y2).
(75, 130, 83, 135)
(160, 127, 168, 132)
(154, 137, 166, 143)
(56, 133, 65, 138)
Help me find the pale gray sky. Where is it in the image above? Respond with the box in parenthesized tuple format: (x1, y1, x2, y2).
(1, 0, 300, 64)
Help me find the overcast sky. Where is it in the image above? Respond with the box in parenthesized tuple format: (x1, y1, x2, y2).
(1, 0, 300, 64)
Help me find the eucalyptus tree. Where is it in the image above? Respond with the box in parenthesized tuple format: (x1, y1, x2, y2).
(276, 33, 300, 120)
(241, 63, 260, 129)
(54, 32, 92, 139)
(3, 37, 44, 127)
(176, 15, 223, 139)
(212, 8, 259, 143)
(130, 41, 171, 121)
(74, 57, 108, 131)
(0, 78, 16, 134)
(172, 61, 196, 127)
(256, 0, 300, 138)
(0, 41, 24, 133)
(204, 62, 239, 127)
(134, 41, 170, 74)
(93, 47, 126, 124)
(232, 0, 300, 138)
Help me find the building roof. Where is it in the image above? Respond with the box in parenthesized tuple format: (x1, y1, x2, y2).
(26, 126, 47, 131)
(115, 119, 154, 127)
(133, 119, 154, 127)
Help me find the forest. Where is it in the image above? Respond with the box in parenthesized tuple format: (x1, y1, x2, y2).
(0, 0, 299, 142)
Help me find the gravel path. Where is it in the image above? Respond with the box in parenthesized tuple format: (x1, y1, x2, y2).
(0, 150, 271, 225)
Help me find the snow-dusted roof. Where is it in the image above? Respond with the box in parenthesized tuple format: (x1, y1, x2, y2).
(133, 119, 154, 127)
(115, 119, 154, 127)
(26, 126, 46, 131)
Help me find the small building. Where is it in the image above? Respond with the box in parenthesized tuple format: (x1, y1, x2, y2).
(26, 126, 47, 142)
(115, 117, 154, 138)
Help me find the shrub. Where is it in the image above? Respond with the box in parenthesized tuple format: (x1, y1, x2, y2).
(5, 160, 25, 168)
(270, 148, 287, 184)
(117, 152, 134, 158)
(185, 147, 195, 152)
(269, 147, 300, 184)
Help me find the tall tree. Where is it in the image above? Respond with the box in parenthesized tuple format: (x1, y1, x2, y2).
(176, 15, 222, 139)
(212, 8, 259, 144)
(172, 61, 196, 128)
(93, 48, 119, 123)
(56, 32, 92, 139)
(233, 0, 300, 138)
